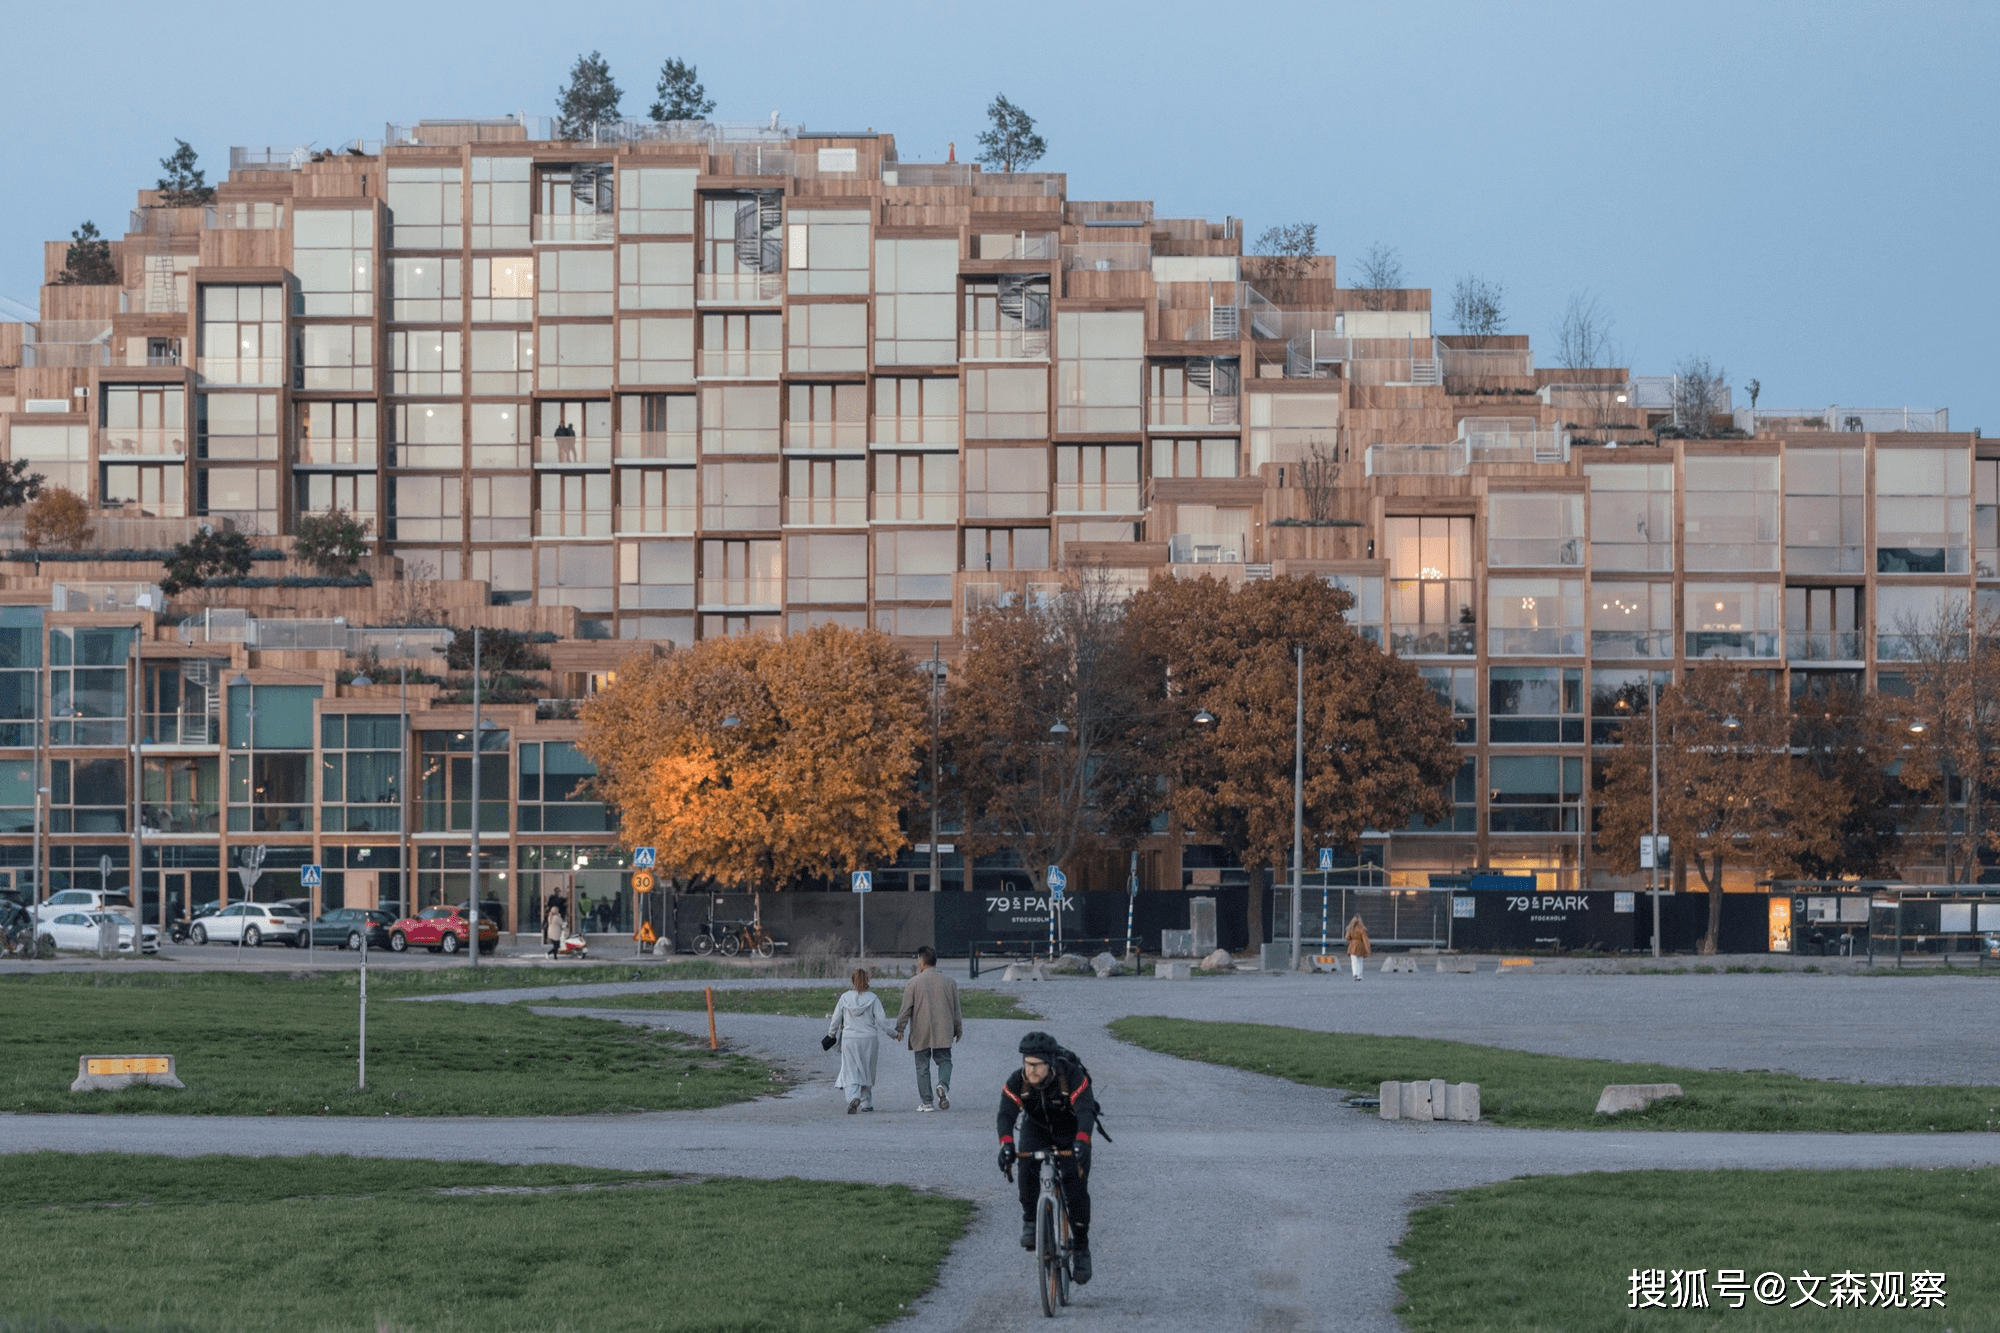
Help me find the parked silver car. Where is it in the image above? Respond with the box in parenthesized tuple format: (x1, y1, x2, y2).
(188, 902, 310, 947)
(37, 911, 159, 954)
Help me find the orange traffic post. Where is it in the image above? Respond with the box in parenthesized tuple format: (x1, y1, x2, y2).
(705, 985, 718, 1050)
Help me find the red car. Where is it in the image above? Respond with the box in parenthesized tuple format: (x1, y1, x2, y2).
(387, 905, 499, 955)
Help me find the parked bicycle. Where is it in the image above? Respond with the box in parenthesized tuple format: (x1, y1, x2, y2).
(1016, 1148, 1076, 1315)
(691, 918, 777, 958)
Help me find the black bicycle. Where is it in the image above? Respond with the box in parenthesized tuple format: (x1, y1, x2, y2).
(1023, 1149, 1075, 1315)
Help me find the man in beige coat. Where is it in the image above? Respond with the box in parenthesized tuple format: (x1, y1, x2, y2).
(891, 945, 962, 1111)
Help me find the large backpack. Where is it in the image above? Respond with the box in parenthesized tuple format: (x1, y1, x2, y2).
(1051, 1045, 1112, 1143)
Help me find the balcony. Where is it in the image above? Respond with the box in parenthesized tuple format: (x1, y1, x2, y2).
(1463, 420, 1569, 465)
(534, 434, 613, 469)
(143, 711, 218, 747)
(1366, 441, 1471, 477)
(962, 329, 1049, 360)
(534, 214, 614, 244)
(1392, 622, 1477, 657)
(615, 504, 695, 536)
(615, 430, 696, 463)
(1747, 405, 1949, 434)
(790, 496, 868, 526)
(972, 231, 1059, 261)
(697, 272, 782, 305)
(784, 420, 867, 452)
(142, 803, 220, 835)
(697, 348, 781, 379)
(1061, 243, 1151, 273)
(1169, 534, 1244, 564)
(1149, 396, 1239, 429)
(1590, 630, 1675, 660)
(228, 146, 310, 171)
(294, 436, 378, 469)
(1787, 631, 1864, 662)
(869, 417, 959, 450)
(698, 575, 782, 608)
(1441, 347, 1534, 383)
(198, 357, 284, 387)
(98, 428, 188, 460)
(964, 582, 1063, 615)
(204, 202, 286, 230)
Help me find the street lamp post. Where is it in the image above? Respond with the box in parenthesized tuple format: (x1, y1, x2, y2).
(467, 628, 482, 969)
(929, 642, 942, 893)
(1290, 643, 1305, 973)
(130, 624, 145, 950)
(1649, 672, 1661, 959)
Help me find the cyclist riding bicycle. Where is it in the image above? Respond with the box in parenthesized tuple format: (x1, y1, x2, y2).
(997, 1030, 1096, 1285)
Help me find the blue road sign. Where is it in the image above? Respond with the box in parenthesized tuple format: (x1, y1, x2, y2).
(300, 864, 323, 888)
(1047, 866, 1066, 899)
(851, 870, 872, 894)
(633, 847, 658, 869)
(1317, 848, 1334, 872)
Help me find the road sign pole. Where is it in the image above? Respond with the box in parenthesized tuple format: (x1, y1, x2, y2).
(358, 922, 368, 1091)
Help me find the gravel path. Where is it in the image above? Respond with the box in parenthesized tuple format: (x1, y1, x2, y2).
(6, 968, 1998, 1330)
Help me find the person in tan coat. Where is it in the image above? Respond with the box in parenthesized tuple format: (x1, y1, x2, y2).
(891, 945, 962, 1111)
(1343, 914, 1371, 980)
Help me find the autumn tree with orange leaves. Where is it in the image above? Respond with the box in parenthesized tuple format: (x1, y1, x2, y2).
(578, 625, 927, 891)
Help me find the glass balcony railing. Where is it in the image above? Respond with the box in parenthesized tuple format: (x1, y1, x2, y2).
(615, 505, 695, 535)
(784, 420, 867, 451)
(1787, 631, 1863, 662)
(697, 348, 781, 379)
(870, 417, 959, 449)
(697, 272, 782, 304)
(534, 214, 614, 244)
(142, 802, 220, 834)
(698, 576, 782, 607)
(1169, 535, 1244, 564)
(615, 430, 696, 462)
(198, 357, 284, 386)
(962, 329, 1048, 360)
(98, 428, 188, 458)
(533, 435, 612, 468)
(1391, 622, 1477, 656)
(294, 437, 378, 468)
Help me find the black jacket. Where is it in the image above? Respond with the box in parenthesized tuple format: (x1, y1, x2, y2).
(997, 1057, 1097, 1146)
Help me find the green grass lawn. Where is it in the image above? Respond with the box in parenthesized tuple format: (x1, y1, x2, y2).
(553, 985, 1035, 1020)
(1110, 1018, 2000, 1132)
(1397, 1167, 1997, 1331)
(1, 1153, 969, 1333)
(0, 971, 775, 1116)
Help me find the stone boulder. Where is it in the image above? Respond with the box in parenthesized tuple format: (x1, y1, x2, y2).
(1199, 948, 1235, 971)
(1090, 951, 1125, 978)
(1049, 952, 1092, 974)
(1595, 1083, 1683, 1115)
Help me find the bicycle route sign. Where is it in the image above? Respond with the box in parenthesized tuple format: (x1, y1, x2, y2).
(1046, 866, 1066, 900)
(632, 847, 657, 869)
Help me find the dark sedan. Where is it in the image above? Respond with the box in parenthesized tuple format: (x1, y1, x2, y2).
(305, 907, 397, 951)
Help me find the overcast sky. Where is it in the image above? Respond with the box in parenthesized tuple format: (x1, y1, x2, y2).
(11, 0, 1995, 429)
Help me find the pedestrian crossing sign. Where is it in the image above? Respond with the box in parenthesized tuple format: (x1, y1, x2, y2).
(300, 864, 323, 888)
(633, 847, 658, 869)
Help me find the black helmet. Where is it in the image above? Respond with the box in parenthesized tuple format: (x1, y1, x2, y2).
(1018, 1031, 1061, 1059)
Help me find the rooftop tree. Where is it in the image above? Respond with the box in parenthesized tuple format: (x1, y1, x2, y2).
(156, 140, 214, 206)
(976, 94, 1046, 173)
(21, 488, 93, 552)
(160, 527, 252, 596)
(54, 222, 117, 286)
(1350, 242, 1404, 311)
(649, 57, 716, 121)
(556, 51, 623, 138)
(292, 507, 370, 576)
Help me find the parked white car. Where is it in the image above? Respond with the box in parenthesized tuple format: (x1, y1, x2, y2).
(188, 902, 309, 947)
(33, 889, 137, 927)
(37, 911, 159, 954)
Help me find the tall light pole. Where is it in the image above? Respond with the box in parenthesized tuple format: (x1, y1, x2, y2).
(351, 651, 412, 921)
(1649, 672, 1661, 959)
(1290, 643, 1305, 972)
(929, 641, 942, 893)
(467, 627, 482, 969)
(129, 624, 145, 945)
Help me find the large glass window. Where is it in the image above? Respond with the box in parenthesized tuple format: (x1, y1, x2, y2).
(1876, 585, 1959, 661)
(1684, 455, 1778, 571)
(226, 683, 320, 833)
(538, 249, 613, 317)
(617, 538, 695, 609)
(1404, 756, 1477, 833)
(470, 402, 528, 469)
(389, 476, 462, 543)
(1055, 311, 1143, 434)
(1487, 492, 1583, 568)
(387, 166, 463, 249)
(872, 377, 957, 447)
(50, 758, 127, 834)
(537, 324, 613, 391)
(538, 544, 613, 612)
(198, 285, 284, 385)
(8, 423, 88, 494)
(1055, 444, 1141, 513)
(1685, 583, 1781, 659)
(1149, 359, 1241, 429)
(469, 329, 534, 395)
(787, 533, 867, 603)
(874, 529, 956, 601)
(964, 447, 1048, 519)
(1590, 668, 1670, 746)
(536, 164, 613, 244)
(1488, 667, 1583, 743)
(418, 728, 509, 833)
(618, 241, 693, 309)
(700, 539, 781, 606)
(699, 313, 781, 378)
(296, 472, 375, 522)
(1246, 393, 1339, 470)
(700, 384, 780, 454)
(1325, 573, 1384, 646)
(788, 382, 867, 451)
(875, 238, 958, 364)
(616, 467, 694, 534)
(296, 401, 377, 468)
(469, 474, 532, 541)
(1489, 756, 1582, 833)
(321, 713, 403, 833)
(391, 403, 463, 470)
(1976, 458, 1999, 579)
(390, 257, 462, 322)
(0, 608, 41, 748)
(963, 276, 1049, 360)
(101, 384, 186, 458)
(787, 456, 867, 526)
(1786, 585, 1862, 661)
(964, 527, 1050, 573)
(1386, 516, 1474, 656)
(1875, 447, 1970, 574)
(786, 302, 867, 373)
(518, 741, 608, 832)
(538, 472, 612, 538)
(292, 209, 373, 316)
(872, 453, 957, 523)
(390, 329, 461, 395)
(1418, 666, 1476, 743)
(199, 393, 280, 461)
(701, 461, 780, 528)
(1784, 447, 1864, 574)
(699, 193, 781, 302)
(296, 324, 373, 392)
(471, 256, 533, 322)
(1590, 582, 1672, 659)
(1487, 578, 1584, 656)
(787, 210, 870, 296)
(1151, 437, 1239, 480)
(964, 366, 1047, 439)
(1584, 462, 1673, 572)
(141, 754, 219, 834)
(619, 168, 696, 235)
(200, 466, 278, 534)
(470, 156, 530, 249)
(617, 317, 694, 385)
(102, 459, 182, 516)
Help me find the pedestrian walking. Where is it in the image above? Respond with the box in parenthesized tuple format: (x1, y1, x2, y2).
(543, 895, 568, 959)
(1343, 914, 1371, 980)
(827, 967, 890, 1113)
(891, 945, 962, 1111)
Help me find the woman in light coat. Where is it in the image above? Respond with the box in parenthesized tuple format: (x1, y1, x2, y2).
(543, 896, 568, 959)
(828, 967, 890, 1113)
(1343, 914, 1371, 980)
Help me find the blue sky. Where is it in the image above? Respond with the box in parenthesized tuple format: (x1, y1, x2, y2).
(12, 0, 1996, 428)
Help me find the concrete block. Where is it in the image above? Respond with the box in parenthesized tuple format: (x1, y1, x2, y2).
(1595, 1083, 1684, 1115)
(1382, 955, 1419, 974)
(1189, 897, 1218, 953)
(1379, 1081, 1401, 1119)
(1436, 956, 1477, 973)
(1001, 961, 1046, 983)
(1153, 960, 1191, 980)
(1442, 1082, 1481, 1122)
(1429, 1077, 1449, 1113)
(1159, 929, 1195, 957)
(1401, 1080, 1434, 1120)
(72, 1054, 184, 1092)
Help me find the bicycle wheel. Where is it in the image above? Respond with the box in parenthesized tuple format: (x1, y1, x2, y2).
(693, 933, 715, 955)
(718, 932, 741, 957)
(1037, 1194, 1061, 1317)
(753, 935, 775, 959)
(1056, 1201, 1073, 1306)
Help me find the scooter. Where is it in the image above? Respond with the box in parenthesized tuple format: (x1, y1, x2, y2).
(556, 933, 590, 959)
